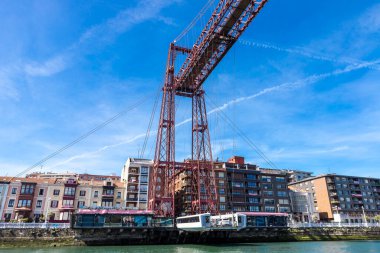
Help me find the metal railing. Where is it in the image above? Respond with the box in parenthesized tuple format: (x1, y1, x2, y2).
(289, 222, 380, 228)
(0, 223, 70, 229)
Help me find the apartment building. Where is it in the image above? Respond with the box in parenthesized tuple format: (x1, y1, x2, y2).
(121, 158, 152, 210)
(1, 175, 126, 222)
(0, 177, 54, 222)
(224, 157, 291, 213)
(289, 174, 380, 223)
(174, 156, 292, 215)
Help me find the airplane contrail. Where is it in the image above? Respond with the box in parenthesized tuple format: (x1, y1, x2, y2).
(48, 58, 380, 169)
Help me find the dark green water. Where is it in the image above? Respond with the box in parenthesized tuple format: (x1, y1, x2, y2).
(1, 242, 379, 253)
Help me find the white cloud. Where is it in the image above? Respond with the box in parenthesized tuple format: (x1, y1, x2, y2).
(24, 55, 67, 77)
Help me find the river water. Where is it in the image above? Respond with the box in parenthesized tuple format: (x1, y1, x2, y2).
(0, 241, 379, 253)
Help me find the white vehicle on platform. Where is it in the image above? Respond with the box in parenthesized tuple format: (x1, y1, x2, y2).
(211, 213, 247, 230)
(176, 213, 211, 231)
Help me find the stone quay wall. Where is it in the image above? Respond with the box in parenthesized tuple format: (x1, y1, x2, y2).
(1, 227, 380, 248)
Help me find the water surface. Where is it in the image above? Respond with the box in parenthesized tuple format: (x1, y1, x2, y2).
(1, 241, 379, 253)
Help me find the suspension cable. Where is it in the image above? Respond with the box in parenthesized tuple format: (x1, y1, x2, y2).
(174, 0, 215, 43)
(140, 87, 161, 158)
(10, 92, 153, 181)
(205, 94, 280, 170)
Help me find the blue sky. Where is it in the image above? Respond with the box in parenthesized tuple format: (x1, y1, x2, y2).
(1, 0, 380, 178)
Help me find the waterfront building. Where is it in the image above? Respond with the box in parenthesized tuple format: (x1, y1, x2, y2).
(0, 177, 54, 222)
(0, 174, 126, 222)
(174, 156, 292, 215)
(121, 158, 153, 210)
(289, 174, 380, 223)
(224, 157, 291, 213)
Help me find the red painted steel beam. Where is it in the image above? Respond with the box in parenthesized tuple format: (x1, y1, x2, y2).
(174, 0, 268, 96)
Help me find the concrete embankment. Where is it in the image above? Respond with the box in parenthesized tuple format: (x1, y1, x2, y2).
(1, 227, 380, 248)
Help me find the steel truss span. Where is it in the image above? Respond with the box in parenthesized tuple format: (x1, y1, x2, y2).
(148, 0, 268, 217)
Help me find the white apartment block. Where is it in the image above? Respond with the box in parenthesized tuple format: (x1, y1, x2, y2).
(121, 158, 153, 210)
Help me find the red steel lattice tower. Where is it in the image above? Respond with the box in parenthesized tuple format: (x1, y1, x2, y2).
(148, 0, 269, 217)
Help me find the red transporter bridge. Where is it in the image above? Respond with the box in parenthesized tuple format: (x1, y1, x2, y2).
(148, 0, 269, 217)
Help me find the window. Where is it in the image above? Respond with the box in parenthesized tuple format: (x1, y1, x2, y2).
(92, 201, 98, 207)
(247, 190, 258, 195)
(62, 199, 74, 207)
(262, 183, 272, 190)
(140, 176, 148, 183)
(64, 187, 75, 196)
(264, 199, 275, 205)
(218, 180, 225, 186)
(277, 184, 286, 189)
(17, 199, 32, 208)
(77, 201, 85, 208)
(278, 199, 289, 205)
(233, 182, 244, 188)
(20, 184, 35, 194)
(277, 191, 287, 197)
(50, 200, 59, 208)
(139, 194, 147, 201)
(220, 196, 226, 203)
(249, 206, 260, 212)
(264, 206, 275, 212)
(8, 199, 15, 207)
(246, 174, 257, 180)
(101, 200, 113, 207)
(279, 207, 290, 212)
(247, 182, 257, 188)
(36, 200, 42, 208)
(115, 202, 121, 208)
(79, 190, 86, 196)
(11, 188, 17, 194)
(117, 192, 121, 198)
(94, 191, 99, 198)
(263, 191, 273, 196)
(39, 189, 44, 195)
(276, 177, 286, 182)
(140, 185, 148, 192)
(219, 188, 225, 194)
(261, 176, 272, 182)
(141, 166, 149, 174)
(4, 213, 11, 222)
(219, 204, 226, 211)
(103, 189, 114, 196)
(53, 189, 60, 196)
(218, 172, 225, 178)
(248, 197, 259, 203)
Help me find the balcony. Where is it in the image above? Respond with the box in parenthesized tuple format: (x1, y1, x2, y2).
(59, 205, 75, 210)
(102, 194, 114, 199)
(128, 169, 139, 175)
(127, 198, 138, 202)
